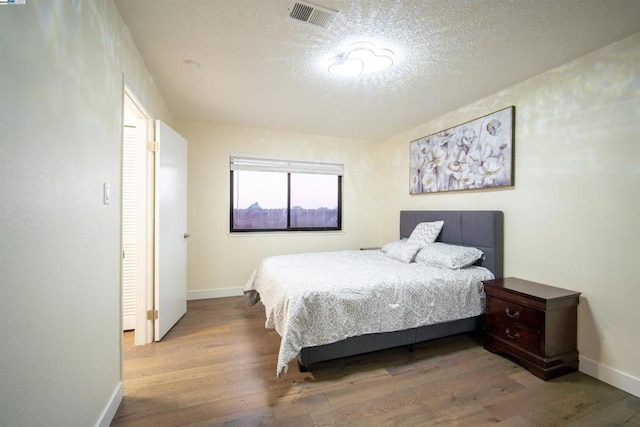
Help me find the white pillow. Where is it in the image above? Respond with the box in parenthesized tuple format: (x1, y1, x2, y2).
(407, 221, 444, 245)
(385, 240, 423, 263)
(415, 242, 484, 269)
(381, 238, 407, 254)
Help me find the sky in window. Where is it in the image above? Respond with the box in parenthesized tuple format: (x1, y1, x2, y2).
(234, 171, 337, 209)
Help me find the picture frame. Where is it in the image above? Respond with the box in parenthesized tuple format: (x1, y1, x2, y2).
(410, 106, 515, 194)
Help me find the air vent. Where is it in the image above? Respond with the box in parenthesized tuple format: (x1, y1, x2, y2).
(287, 1, 338, 29)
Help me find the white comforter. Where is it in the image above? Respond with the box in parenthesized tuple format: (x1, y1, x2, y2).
(244, 250, 494, 376)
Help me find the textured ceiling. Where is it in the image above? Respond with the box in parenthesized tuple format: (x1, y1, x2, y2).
(114, 0, 640, 141)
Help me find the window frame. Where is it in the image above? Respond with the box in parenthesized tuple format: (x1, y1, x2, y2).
(229, 156, 343, 233)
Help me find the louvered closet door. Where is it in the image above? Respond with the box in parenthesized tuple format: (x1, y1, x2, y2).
(122, 125, 138, 331)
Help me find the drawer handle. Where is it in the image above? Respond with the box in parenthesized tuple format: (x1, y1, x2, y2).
(505, 328, 520, 340)
(505, 308, 520, 318)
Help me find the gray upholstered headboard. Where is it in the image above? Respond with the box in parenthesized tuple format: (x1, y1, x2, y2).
(400, 210, 504, 278)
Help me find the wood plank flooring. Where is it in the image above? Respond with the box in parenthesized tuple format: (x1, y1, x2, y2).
(112, 297, 640, 426)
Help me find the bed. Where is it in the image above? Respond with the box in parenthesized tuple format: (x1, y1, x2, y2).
(245, 210, 504, 376)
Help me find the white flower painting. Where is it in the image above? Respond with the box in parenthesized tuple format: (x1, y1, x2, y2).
(410, 106, 514, 194)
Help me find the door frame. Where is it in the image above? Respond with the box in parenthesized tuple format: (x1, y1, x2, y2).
(123, 86, 155, 345)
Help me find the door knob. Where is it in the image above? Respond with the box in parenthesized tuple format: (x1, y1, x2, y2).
(184, 233, 191, 239)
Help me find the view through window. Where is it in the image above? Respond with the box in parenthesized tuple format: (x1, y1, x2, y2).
(230, 157, 342, 232)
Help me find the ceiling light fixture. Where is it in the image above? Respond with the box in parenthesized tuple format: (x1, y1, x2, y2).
(328, 42, 395, 77)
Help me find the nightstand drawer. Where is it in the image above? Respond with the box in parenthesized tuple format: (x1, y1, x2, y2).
(488, 316, 540, 354)
(488, 297, 540, 330)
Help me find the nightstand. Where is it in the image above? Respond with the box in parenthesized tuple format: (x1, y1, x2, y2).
(483, 277, 580, 380)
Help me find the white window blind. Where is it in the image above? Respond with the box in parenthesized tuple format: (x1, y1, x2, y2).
(230, 155, 344, 176)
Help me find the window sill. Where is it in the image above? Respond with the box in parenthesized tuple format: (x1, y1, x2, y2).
(227, 230, 346, 237)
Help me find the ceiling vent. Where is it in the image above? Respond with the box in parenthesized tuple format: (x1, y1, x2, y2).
(287, 1, 338, 29)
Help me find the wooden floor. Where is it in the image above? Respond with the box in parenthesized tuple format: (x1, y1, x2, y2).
(113, 297, 640, 426)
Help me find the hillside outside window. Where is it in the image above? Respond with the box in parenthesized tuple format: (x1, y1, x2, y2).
(230, 156, 343, 232)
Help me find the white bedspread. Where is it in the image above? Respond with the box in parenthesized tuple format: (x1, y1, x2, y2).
(244, 250, 494, 376)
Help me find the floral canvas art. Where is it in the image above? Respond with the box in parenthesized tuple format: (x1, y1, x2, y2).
(410, 106, 514, 194)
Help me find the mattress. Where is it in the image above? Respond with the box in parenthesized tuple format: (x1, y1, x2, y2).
(244, 249, 494, 376)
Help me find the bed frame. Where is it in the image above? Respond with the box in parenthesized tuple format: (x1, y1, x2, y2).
(297, 210, 504, 371)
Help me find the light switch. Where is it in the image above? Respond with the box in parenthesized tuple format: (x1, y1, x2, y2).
(103, 183, 111, 205)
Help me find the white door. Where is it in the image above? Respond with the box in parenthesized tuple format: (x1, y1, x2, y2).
(154, 120, 188, 341)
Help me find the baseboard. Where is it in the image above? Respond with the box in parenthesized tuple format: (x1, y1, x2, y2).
(580, 355, 640, 398)
(96, 381, 123, 427)
(187, 287, 244, 300)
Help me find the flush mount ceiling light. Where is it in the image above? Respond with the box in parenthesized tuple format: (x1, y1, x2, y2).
(328, 42, 395, 77)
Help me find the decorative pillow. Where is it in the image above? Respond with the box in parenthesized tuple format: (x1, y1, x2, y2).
(381, 238, 407, 254)
(385, 240, 424, 263)
(407, 221, 444, 245)
(415, 242, 485, 269)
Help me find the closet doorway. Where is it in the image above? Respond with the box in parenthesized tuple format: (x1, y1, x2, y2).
(122, 88, 154, 345)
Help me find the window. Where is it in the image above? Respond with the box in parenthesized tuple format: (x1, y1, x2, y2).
(230, 156, 343, 232)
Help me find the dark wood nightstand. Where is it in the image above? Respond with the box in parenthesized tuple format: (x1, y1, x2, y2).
(483, 277, 580, 380)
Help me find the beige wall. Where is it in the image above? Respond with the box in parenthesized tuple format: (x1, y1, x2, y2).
(0, 1, 172, 425)
(375, 33, 640, 392)
(175, 120, 381, 296)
